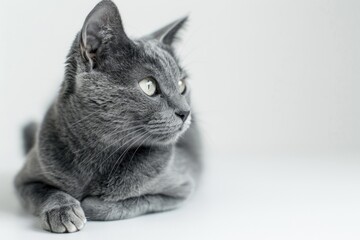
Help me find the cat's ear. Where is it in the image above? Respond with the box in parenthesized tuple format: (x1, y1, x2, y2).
(80, 0, 128, 68)
(144, 16, 188, 46)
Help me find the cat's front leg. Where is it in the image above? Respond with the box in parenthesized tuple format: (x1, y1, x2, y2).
(81, 194, 186, 221)
(15, 150, 87, 233)
(16, 182, 87, 233)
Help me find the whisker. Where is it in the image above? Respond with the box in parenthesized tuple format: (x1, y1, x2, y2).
(79, 127, 144, 167)
(107, 131, 149, 177)
(98, 128, 145, 164)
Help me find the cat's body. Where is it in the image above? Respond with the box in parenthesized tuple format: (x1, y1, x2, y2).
(15, 0, 201, 233)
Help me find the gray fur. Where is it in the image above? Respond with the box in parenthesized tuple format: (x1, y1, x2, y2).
(15, 0, 201, 233)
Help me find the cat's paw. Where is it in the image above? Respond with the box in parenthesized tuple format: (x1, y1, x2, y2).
(40, 204, 87, 233)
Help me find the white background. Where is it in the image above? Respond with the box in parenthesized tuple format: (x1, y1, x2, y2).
(0, 0, 360, 239)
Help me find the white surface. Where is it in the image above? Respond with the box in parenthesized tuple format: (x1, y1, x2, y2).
(1, 153, 360, 239)
(1, 0, 360, 239)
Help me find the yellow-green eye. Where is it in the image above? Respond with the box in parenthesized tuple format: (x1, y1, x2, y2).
(178, 79, 186, 94)
(139, 77, 157, 96)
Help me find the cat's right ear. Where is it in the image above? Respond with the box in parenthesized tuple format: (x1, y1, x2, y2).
(80, 0, 128, 68)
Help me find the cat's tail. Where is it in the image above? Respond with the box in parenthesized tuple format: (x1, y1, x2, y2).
(22, 122, 38, 154)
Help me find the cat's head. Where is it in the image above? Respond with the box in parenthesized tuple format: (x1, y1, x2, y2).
(60, 0, 191, 147)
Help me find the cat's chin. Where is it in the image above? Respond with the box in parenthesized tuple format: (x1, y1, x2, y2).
(152, 135, 181, 145)
(149, 125, 190, 145)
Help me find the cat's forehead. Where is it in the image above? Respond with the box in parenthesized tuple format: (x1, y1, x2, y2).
(139, 40, 183, 80)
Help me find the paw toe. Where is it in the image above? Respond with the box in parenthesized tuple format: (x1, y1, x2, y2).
(41, 205, 86, 233)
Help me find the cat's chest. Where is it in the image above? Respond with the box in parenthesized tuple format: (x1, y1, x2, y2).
(86, 147, 173, 201)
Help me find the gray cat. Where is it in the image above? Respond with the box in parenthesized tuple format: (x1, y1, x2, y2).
(15, 0, 201, 233)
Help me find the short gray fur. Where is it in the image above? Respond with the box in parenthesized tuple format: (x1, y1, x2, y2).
(15, 0, 202, 233)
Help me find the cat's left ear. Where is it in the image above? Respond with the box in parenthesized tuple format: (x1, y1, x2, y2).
(80, 0, 129, 68)
(144, 16, 188, 46)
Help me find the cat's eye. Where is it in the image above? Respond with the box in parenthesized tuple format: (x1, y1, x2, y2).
(139, 77, 157, 96)
(178, 79, 186, 94)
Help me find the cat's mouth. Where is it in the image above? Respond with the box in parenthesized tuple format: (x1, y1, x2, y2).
(146, 116, 191, 144)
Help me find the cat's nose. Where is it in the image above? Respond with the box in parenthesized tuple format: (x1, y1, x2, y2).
(175, 110, 190, 122)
